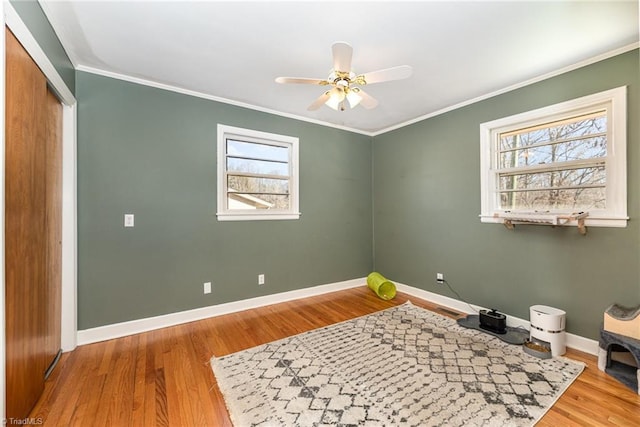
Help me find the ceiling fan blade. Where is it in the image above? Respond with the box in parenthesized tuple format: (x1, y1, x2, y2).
(275, 77, 326, 85)
(307, 91, 331, 111)
(355, 88, 379, 109)
(359, 65, 413, 85)
(332, 42, 353, 73)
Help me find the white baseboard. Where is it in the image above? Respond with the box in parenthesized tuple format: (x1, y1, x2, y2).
(395, 282, 599, 356)
(77, 277, 600, 356)
(77, 277, 365, 346)
(565, 332, 600, 356)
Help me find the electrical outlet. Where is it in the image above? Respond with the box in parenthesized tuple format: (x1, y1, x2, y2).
(204, 282, 211, 294)
(436, 273, 444, 283)
(258, 274, 265, 285)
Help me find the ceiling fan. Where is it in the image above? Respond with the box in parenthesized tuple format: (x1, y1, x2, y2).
(275, 42, 413, 112)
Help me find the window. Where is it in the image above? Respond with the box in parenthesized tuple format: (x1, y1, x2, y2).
(480, 87, 627, 228)
(217, 124, 300, 221)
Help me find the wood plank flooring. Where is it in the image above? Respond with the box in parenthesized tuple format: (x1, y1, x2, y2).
(30, 287, 640, 426)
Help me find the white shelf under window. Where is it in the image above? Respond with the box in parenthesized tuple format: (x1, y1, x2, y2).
(490, 211, 589, 235)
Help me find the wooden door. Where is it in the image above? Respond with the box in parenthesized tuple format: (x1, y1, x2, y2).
(5, 26, 62, 419)
(44, 85, 63, 376)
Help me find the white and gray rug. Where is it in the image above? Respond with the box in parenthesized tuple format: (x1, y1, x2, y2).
(210, 302, 584, 426)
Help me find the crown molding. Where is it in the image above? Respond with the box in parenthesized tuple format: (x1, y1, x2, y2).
(76, 65, 376, 137)
(77, 41, 638, 138)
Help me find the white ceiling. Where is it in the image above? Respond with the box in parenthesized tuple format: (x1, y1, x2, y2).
(41, 1, 639, 135)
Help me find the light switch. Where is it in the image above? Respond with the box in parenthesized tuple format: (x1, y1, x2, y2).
(124, 214, 134, 227)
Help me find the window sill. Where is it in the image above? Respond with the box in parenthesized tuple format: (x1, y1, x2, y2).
(217, 212, 301, 221)
(479, 214, 628, 228)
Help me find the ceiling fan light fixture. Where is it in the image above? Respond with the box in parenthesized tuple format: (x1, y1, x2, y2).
(325, 88, 346, 110)
(346, 90, 362, 108)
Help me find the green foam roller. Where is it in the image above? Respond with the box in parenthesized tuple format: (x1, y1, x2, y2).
(367, 272, 396, 300)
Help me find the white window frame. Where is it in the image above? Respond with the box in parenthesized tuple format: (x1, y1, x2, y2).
(480, 86, 627, 228)
(217, 124, 300, 221)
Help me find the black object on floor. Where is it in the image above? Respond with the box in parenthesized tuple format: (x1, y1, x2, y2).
(457, 314, 529, 345)
(479, 309, 507, 334)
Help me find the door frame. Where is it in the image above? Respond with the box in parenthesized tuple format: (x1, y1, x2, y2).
(1, 1, 78, 419)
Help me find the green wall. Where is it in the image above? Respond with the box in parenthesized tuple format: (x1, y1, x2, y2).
(373, 50, 639, 340)
(77, 50, 638, 338)
(76, 72, 373, 329)
(10, 0, 75, 93)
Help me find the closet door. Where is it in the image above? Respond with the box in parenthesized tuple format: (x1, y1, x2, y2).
(5, 26, 62, 419)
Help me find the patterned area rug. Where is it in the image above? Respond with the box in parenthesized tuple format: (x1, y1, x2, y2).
(210, 302, 584, 426)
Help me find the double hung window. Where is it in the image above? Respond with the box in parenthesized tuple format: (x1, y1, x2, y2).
(480, 87, 627, 227)
(217, 124, 300, 221)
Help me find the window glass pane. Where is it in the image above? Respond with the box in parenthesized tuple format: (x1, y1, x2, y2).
(227, 157, 289, 176)
(499, 135, 606, 169)
(227, 193, 290, 210)
(496, 110, 608, 213)
(499, 188, 605, 211)
(499, 112, 606, 151)
(228, 175, 289, 195)
(227, 139, 289, 162)
(499, 167, 605, 191)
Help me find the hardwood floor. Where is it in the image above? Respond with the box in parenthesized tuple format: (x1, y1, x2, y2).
(30, 287, 640, 426)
